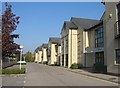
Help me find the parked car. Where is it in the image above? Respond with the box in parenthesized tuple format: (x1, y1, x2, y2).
(17, 61, 26, 64)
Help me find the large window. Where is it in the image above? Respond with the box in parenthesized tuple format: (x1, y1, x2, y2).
(117, 3, 120, 35)
(95, 27, 104, 48)
(117, 3, 120, 20)
(115, 49, 120, 64)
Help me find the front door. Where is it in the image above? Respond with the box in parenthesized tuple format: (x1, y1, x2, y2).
(95, 52, 104, 65)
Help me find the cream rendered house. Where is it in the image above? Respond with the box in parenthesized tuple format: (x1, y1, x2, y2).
(71, 17, 99, 67)
(57, 43, 62, 66)
(41, 43, 48, 63)
(38, 46, 42, 63)
(35, 48, 39, 63)
(34, 46, 42, 63)
(61, 21, 78, 68)
(61, 17, 99, 68)
(48, 37, 61, 65)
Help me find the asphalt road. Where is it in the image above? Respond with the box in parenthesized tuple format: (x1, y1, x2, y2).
(24, 63, 118, 86)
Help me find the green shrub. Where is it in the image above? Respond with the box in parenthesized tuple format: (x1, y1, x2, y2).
(24, 52, 34, 62)
(70, 63, 79, 69)
(2, 68, 26, 74)
(38, 62, 42, 64)
(93, 63, 107, 73)
(43, 61, 48, 65)
(49, 64, 55, 66)
(54, 62, 57, 66)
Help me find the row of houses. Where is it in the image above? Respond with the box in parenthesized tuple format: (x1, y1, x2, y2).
(35, 2, 120, 75)
(35, 38, 61, 65)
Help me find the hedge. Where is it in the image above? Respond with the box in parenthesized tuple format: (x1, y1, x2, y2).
(1, 68, 26, 74)
(70, 63, 83, 69)
(43, 61, 48, 65)
(70, 63, 79, 69)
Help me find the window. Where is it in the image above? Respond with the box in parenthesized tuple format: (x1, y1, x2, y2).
(95, 27, 104, 48)
(95, 52, 104, 65)
(117, 3, 120, 21)
(62, 55, 64, 66)
(115, 49, 120, 64)
(117, 3, 120, 35)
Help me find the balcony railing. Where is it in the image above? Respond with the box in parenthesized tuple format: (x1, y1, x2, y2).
(114, 20, 120, 39)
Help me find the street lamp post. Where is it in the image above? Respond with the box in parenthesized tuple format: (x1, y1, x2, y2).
(19, 45, 23, 70)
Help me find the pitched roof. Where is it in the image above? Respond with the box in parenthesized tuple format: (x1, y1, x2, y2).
(64, 21, 78, 29)
(35, 47, 39, 52)
(38, 46, 42, 51)
(35, 45, 42, 52)
(85, 21, 103, 31)
(41, 43, 48, 48)
(49, 37, 61, 45)
(71, 17, 100, 30)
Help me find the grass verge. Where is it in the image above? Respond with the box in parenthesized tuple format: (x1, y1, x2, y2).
(1, 68, 26, 74)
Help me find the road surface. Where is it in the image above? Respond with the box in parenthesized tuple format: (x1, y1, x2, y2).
(24, 63, 118, 86)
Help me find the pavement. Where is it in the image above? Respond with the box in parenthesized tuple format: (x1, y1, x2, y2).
(1, 64, 26, 87)
(55, 66, 119, 84)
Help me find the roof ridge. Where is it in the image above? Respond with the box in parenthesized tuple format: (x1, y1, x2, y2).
(71, 17, 99, 21)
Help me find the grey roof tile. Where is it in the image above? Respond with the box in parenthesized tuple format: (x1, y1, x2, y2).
(49, 37, 61, 45)
(35, 45, 42, 52)
(64, 21, 78, 29)
(71, 17, 100, 30)
(41, 43, 48, 48)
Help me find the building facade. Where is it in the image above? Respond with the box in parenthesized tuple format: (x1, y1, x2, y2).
(41, 43, 48, 63)
(38, 46, 42, 63)
(48, 37, 61, 65)
(35, 48, 39, 63)
(103, 2, 120, 74)
(61, 17, 99, 68)
(34, 2, 120, 75)
(85, 21, 105, 68)
(34, 46, 42, 63)
(61, 21, 78, 68)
